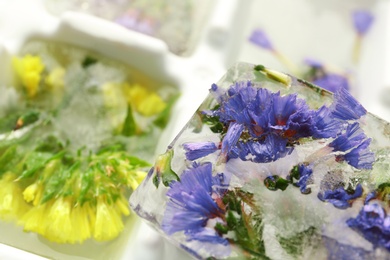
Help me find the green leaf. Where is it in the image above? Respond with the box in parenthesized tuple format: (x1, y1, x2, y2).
(0, 145, 18, 175)
(153, 93, 180, 128)
(264, 175, 290, 191)
(81, 56, 98, 68)
(122, 105, 137, 136)
(19, 151, 65, 180)
(278, 227, 319, 257)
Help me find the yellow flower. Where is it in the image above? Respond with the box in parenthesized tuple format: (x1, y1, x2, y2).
(45, 67, 65, 90)
(23, 182, 43, 206)
(44, 197, 77, 243)
(125, 84, 166, 116)
(0, 173, 29, 221)
(12, 55, 45, 98)
(20, 202, 50, 235)
(93, 197, 124, 241)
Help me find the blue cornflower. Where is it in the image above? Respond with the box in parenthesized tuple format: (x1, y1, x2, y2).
(329, 122, 368, 152)
(310, 106, 342, 139)
(330, 87, 366, 120)
(229, 134, 293, 163)
(183, 142, 218, 161)
(210, 82, 315, 163)
(295, 164, 313, 194)
(162, 163, 231, 254)
(249, 29, 274, 50)
(318, 184, 363, 209)
(352, 10, 374, 36)
(347, 203, 390, 251)
(343, 138, 375, 170)
(312, 73, 350, 93)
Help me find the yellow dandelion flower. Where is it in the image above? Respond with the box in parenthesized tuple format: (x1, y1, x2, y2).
(0, 173, 29, 221)
(115, 194, 130, 216)
(69, 204, 92, 243)
(127, 170, 147, 191)
(20, 202, 50, 235)
(12, 55, 45, 98)
(93, 197, 124, 241)
(45, 67, 65, 90)
(125, 84, 166, 116)
(23, 182, 43, 206)
(45, 197, 75, 243)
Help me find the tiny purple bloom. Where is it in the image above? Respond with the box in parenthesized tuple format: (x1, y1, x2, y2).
(311, 106, 342, 139)
(353, 10, 375, 35)
(304, 58, 323, 68)
(343, 138, 375, 169)
(330, 87, 366, 120)
(295, 164, 313, 194)
(312, 73, 350, 93)
(183, 142, 218, 161)
(162, 163, 231, 254)
(318, 184, 363, 209)
(347, 203, 390, 251)
(249, 29, 274, 50)
(365, 191, 377, 205)
(329, 122, 368, 152)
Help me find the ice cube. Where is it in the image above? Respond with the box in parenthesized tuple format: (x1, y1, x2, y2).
(131, 62, 390, 259)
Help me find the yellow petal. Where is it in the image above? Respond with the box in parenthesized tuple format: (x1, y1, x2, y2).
(0, 173, 29, 221)
(45, 67, 65, 90)
(93, 198, 124, 241)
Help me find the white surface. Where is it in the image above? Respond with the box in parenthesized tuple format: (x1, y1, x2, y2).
(0, 0, 389, 259)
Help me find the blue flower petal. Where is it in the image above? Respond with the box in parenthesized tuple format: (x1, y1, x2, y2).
(330, 87, 366, 120)
(183, 142, 218, 161)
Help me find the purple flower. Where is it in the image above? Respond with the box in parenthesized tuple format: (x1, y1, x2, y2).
(229, 134, 293, 163)
(323, 236, 373, 259)
(353, 10, 374, 35)
(343, 138, 375, 169)
(295, 164, 313, 194)
(330, 87, 366, 120)
(162, 163, 231, 253)
(318, 184, 363, 209)
(183, 142, 218, 161)
(312, 73, 350, 93)
(329, 122, 368, 152)
(249, 29, 274, 50)
(311, 106, 342, 139)
(347, 203, 390, 251)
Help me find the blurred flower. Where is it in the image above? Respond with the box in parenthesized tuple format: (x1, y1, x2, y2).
(124, 83, 166, 116)
(0, 173, 29, 221)
(347, 203, 390, 251)
(162, 163, 231, 256)
(249, 29, 274, 50)
(352, 10, 374, 36)
(45, 67, 65, 90)
(12, 55, 45, 98)
(318, 184, 363, 209)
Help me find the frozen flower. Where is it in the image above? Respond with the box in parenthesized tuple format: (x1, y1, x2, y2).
(353, 10, 374, 36)
(311, 106, 342, 139)
(162, 163, 231, 256)
(12, 55, 45, 98)
(183, 142, 218, 161)
(249, 29, 274, 50)
(318, 184, 363, 209)
(45, 67, 65, 90)
(291, 163, 313, 194)
(329, 122, 368, 152)
(312, 73, 350, 93)
(342, 138, 375, 170)
(330, 87, 366, 121)
(347, 203, 390, 251)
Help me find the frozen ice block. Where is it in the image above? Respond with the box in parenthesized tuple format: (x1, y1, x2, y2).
(130, 62, 390, 259)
